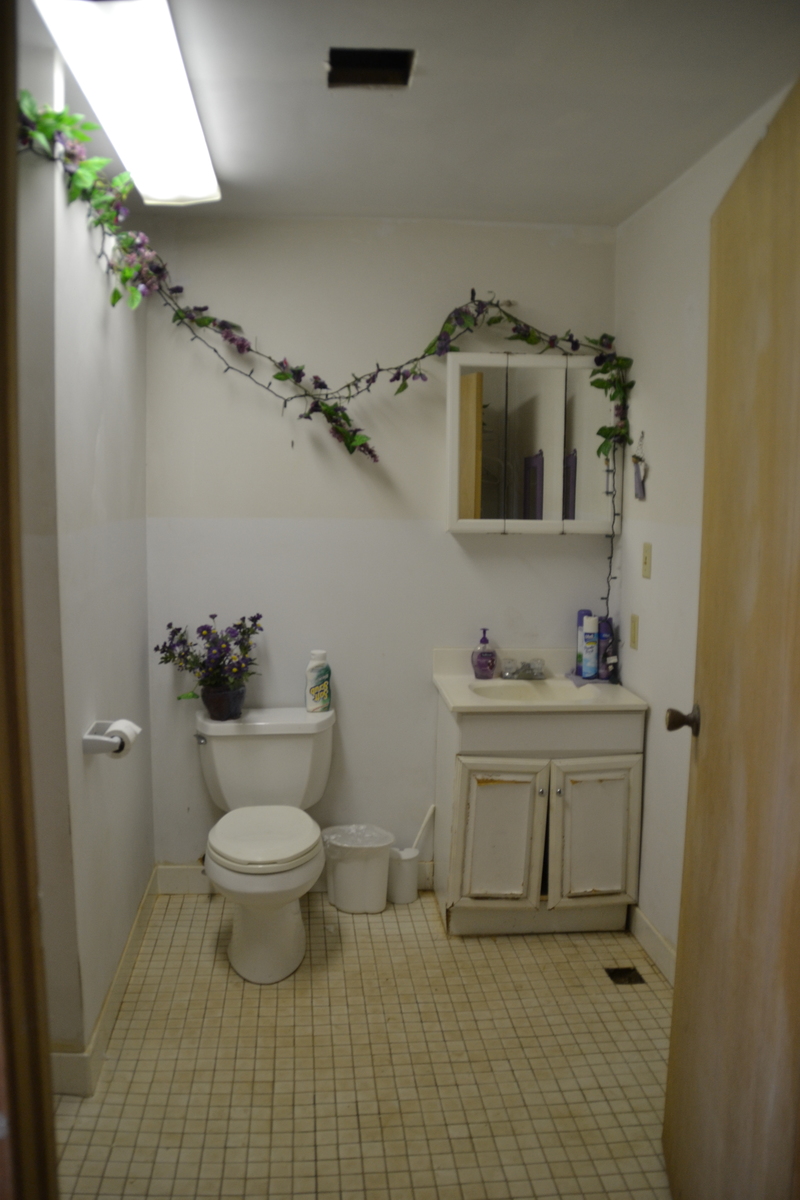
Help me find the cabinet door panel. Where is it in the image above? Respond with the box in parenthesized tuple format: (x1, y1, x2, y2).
(455, 757, 549, 904)
(548, 755, 642, 909)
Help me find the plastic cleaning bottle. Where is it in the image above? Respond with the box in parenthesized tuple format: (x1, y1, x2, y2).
(576, 609, 592, 676)
(598, 618, 613, 680)
(471, 629, 497, 680)
(582, 616, 599, 680)
(305, 650, 331, 712)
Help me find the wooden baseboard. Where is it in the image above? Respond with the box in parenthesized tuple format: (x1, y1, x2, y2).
(629, 905, 676, 984)
(51, 869, 157, 1097)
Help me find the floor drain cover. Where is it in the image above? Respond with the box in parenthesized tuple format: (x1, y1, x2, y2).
(605, 967, 645, 985)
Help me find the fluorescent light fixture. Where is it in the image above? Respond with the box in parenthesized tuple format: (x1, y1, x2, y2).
(32, 0, 220, 206)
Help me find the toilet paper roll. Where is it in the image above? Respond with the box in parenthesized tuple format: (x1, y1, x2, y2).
(104, 719, 142, 758)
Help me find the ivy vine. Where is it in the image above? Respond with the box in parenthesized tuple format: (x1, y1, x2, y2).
(17, 90, 634, 464)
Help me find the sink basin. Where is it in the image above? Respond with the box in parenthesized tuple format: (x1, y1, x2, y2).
(469, 678, 608, 704)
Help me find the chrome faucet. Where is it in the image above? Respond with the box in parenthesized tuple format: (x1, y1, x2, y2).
(500, 658, 546, 680)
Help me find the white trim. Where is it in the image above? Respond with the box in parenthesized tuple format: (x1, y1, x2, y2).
(51, 869, 157, 1096)
(629, 905, 676, 985)
(156, 863, 212, 894)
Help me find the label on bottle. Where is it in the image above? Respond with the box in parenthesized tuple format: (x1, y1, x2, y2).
(306, 665, 331, 712)
(582, 630, 599, 679)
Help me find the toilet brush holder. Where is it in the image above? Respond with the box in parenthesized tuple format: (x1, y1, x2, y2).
(388, 847, 419, 905)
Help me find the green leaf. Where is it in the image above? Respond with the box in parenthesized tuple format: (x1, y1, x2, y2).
(486, 315, 503, 325)
(18, 90, 37, 120)
(31, 130, 51, 155)
(273, 371, 291, 381)
(350, 434, 370, 448)
(127, 287, 142, 310)
(177, 691, 199, 700)
(194, 316, 213, 327)
(461, 312, 475, 329)
(423, 340, 437, 355)
(597, 440, 612, 458)
(443, 321, 455, 335)
(395, 381, 408, 394)
(110, 287, 122, 307)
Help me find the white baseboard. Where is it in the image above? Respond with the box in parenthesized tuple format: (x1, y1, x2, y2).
(51, 868, 157, 1097)
(629, 905, 676, 985)
(156, 862, 212, 894)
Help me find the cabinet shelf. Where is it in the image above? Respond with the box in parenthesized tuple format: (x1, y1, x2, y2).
(446, 352, 614, 535)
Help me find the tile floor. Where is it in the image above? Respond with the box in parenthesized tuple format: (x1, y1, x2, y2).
(55, 892, 673, 1199)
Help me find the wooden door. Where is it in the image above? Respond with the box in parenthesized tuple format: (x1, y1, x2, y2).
(663, 82, 800, 1200)
(456, 756, 549, 904)
(547, 756, 642, 910)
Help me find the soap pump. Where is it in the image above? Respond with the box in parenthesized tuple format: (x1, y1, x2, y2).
(471, 629, 497, 680)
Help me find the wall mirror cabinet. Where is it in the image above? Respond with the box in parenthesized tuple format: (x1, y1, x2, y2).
(446, 352, 613, 535)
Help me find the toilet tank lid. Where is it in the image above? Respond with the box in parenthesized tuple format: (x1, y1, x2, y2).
(196, 707, 336, 736)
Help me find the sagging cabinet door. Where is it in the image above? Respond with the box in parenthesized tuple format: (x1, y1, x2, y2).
(455, 757, 550, 905)
(547, 755, 643, 909)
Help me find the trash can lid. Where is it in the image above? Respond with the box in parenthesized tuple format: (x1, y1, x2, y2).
(321, 824, 394, 849)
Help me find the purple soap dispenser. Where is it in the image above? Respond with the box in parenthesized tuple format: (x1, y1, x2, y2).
(471, 628, 497, 679)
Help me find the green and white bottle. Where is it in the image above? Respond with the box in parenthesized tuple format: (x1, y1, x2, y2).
(305, 650, 331, 712)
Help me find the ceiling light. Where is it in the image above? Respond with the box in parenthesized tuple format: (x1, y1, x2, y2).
(32, 0, 220, 206)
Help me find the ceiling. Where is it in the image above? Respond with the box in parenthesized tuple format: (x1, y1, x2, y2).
(21, 0, 800, 225)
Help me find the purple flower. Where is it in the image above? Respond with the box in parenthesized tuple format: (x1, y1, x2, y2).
(512, 323, 531, 338)
(312, 375, 329, 391)
(594, 353, 607, 367)
(435, 332, 450, 356)
(390, 369, 402, 382)
(169, 285, 184, 295)
(570, 338, 580, 352)
(548, 335, 558, 348)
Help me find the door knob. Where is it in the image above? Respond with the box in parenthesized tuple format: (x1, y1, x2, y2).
(665, 704, 701, 737)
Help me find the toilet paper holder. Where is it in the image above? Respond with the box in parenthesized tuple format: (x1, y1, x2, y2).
(82, 720, 141, 756)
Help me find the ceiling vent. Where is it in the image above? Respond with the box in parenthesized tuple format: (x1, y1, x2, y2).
(327, 48, 415, 89)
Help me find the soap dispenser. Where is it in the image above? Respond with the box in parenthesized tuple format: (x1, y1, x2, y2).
(471, 629, 497, 680)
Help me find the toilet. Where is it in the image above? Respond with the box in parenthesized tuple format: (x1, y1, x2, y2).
(196, 706, 335, 984)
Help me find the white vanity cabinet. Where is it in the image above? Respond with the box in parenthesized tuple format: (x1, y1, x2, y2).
(432, 669, 647, 937)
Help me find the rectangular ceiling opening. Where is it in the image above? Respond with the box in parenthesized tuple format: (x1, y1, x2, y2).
(328, 48, 415, 88)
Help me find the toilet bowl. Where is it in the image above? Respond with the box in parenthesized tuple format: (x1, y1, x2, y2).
(196, 706, 335, 984)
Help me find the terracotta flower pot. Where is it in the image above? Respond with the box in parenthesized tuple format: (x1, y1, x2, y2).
(201, 686, 245, 721)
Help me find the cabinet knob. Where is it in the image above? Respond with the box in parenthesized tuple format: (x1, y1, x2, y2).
(556, 787, 562, 795)
(538, 787, 545, 795)
(665, 704, 701, 737)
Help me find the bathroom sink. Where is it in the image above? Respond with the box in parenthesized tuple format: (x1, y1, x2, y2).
(469, 678, 596, 701)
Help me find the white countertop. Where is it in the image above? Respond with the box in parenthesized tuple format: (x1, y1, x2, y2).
(433, 648, 648, 714)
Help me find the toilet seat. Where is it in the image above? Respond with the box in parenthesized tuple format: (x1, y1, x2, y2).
(207, 806, 322, 875)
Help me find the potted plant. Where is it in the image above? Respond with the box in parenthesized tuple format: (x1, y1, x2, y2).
(154, 613, 263, 721)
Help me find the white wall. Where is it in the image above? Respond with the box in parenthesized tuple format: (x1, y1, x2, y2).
(615, 89, 789, 966)
(145, 217, 617, 860)
(17, 28, 153, 1046)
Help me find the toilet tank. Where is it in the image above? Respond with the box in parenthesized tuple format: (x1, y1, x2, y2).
(196, 707, 335, 811)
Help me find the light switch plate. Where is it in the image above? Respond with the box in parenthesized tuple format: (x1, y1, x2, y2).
(642, 542, 652, 579)
(630, 614, 639, 650)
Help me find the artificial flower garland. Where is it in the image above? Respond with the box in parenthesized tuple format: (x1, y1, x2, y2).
(17, 90, 634, 464)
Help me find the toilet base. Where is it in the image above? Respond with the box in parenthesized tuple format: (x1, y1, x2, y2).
(228, 898, 306, 984)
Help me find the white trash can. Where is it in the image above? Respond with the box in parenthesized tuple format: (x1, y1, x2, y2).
(322, 824, 394, 914)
